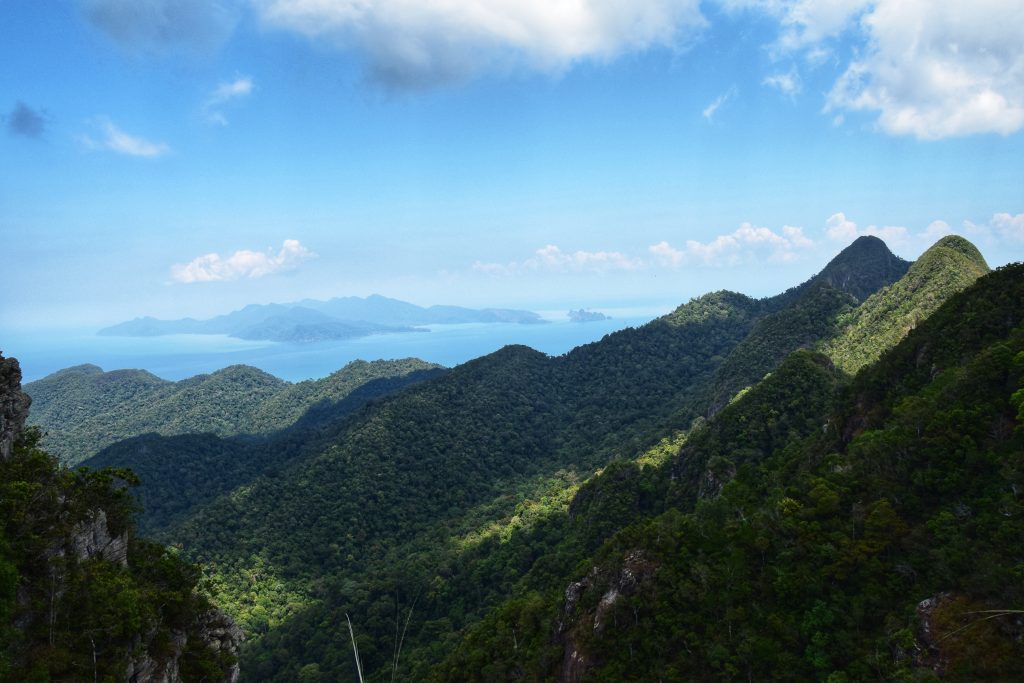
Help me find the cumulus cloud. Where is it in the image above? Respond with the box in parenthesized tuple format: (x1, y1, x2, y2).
(170, 239, 316, 283)
(702, 86, 736, 120)
(203, 76, 253, 125)
(6, 102, 46, 138)
(826, 0, 1024, 139)
(720, 0, 1024, 139)
(802, 0, 1024, 139)
(651, 223, 814, 266)
(253, 0, 706, 88)
(824, 212, 908, 245)
(82, 0, 241, 54)
(81, 118, 170, 157)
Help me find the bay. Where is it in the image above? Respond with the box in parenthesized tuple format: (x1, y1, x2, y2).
(4, 313, 659, 383)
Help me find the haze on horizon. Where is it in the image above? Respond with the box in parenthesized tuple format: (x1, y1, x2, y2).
(2, 0, 1023, 332)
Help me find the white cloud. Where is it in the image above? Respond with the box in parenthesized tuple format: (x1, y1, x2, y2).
(824, 212, 908, 245)
(763, 69, 801, 95)
(477, 223, 815, 276)
(170, 239, 316, 283)
(964, 212, 1024, 243)
(825, 0, 1024, 139)
(204, 76, 254, 125)
(721, 0, 1024, 139)
(921, 219, 953, 241)
(656, 222, 814, 266)
(474, 244, 643, 275)
(253, 0, 706, 88)
(82, 118, 170, 157)
(702, 86, 736, 120)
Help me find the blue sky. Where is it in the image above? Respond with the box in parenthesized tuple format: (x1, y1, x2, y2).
(2, 0, 1023, 330)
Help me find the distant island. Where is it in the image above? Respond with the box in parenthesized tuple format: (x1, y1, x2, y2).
(567, 308, 610, 322)
(99, 294, 546, 343)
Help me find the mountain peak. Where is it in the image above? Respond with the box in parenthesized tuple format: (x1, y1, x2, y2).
(777, 236, 912, 306)
(922, 235, 989, 271)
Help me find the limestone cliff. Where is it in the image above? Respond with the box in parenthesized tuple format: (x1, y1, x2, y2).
(1, 352, 241, 682)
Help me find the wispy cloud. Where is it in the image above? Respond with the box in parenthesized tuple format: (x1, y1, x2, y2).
(254, 0, 707, 89)
(203, 76, 254, 125)
(6, 102, 46, 138)
(763, 69, 801, 96)
(702, 86, 736, 120)
(170, 239, 316, 284)
(474, 244, 643, 276)
(963, 212, 1024, 243)
(81, 118, 170, 157)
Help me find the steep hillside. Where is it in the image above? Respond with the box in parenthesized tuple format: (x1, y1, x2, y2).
(26, 358, 441, 464)
(773, 235, 912, 307)
(823, 235, 991, 374)
(433, 263, 1024, 681)
(0, 354, 239, 682)
(84, 363, 445, 537)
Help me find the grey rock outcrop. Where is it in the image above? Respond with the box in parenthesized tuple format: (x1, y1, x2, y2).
(71, 509, 129, 566)
(1, 353, 31, 460)
(556, 550, 658, 683)
(125, 609, 242, 683)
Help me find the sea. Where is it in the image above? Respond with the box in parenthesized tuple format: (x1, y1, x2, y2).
(4, 310, 664, 383)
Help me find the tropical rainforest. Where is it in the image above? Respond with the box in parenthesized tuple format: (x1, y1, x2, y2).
(5, 235, 1023, 681)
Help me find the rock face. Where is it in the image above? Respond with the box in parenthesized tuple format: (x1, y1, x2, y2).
(556, 550, 658, 683)
(0, 353, 31, 460)
(71, 509, 129, 566)
(125, 610, 243, 683)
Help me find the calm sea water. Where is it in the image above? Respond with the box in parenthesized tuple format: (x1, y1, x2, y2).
(4, 314, 658, 383)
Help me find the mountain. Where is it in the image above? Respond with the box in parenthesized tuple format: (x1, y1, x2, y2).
(0, 354, 240, 682)
(85, 237, 920, 679)
(775, 234, 912, 306)
(31, 235, 1010, 681)
(98, 294, 546, 342)
(432, 261, 1024, 682)
(823, 235, 991, 374)
(25, 358, 442, 464)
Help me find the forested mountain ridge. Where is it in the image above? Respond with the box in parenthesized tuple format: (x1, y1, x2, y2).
(0, 354, 241, 682)
(432, 261, 1024, 681)
(20, 236, 998, 681)
(823, 235, 991, 374)
(96, 236, 928, 680)
(26, 358, 442, 464)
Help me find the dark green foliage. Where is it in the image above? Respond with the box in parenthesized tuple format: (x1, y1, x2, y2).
(433, 263, 1024, 681)
(0, 427, 236, 681)
(703, 284, 855, 412)
(20, 236, 993, 681)
(83, 364, 444, 536)
(117, 237, 921, 680)
(770, 234, 912, 307)
(26, 358, 442, 464)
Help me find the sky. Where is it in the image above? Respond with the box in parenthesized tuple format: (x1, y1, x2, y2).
(1, 0, 1023, 330)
